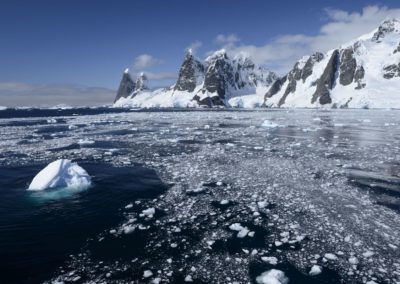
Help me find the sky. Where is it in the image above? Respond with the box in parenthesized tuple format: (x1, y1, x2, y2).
(1, 0, 400, 106)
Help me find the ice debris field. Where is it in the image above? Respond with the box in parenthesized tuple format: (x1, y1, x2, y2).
(0, 108, 399, 284)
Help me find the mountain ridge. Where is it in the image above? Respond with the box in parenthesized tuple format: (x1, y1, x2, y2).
(114, 18, 400, 109)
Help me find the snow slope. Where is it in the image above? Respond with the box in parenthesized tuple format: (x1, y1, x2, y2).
(265, 18, 400, 109)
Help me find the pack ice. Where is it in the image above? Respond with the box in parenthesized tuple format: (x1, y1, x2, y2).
(28, 159, 91, 191)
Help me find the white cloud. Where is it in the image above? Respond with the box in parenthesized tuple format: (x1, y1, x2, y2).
(215, 34, 240, 48)
(212, 5, 400, 74)
(187, 40, 203, 54)
(130, 72, 177, 81)
(132, 54, 163, 70)
(0, 82, 114, 107)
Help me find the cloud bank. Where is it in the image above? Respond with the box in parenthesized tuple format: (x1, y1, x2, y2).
(0, 82, 114, 107)
(212, 5, 400, 74)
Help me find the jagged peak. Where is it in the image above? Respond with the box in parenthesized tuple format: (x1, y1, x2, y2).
(135, 72, 148, 91)
(371, 17, 400, 41)
(206, 49, 229, 62)
(379, 17, 400, 30)
(124, 68, 130, 74)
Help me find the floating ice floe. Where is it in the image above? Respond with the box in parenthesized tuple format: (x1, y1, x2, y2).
(28, 159, 91, 191)
(78, 139, 95, 145)
(256, 269, 289, 284)
(261, 256, 278, 265)
(229, 223, 250, 238)
(309, 265, 322, 276)
(261, 120, 279, 128)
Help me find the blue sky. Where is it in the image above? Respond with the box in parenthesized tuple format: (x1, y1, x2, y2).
(0, 0, 400, 106)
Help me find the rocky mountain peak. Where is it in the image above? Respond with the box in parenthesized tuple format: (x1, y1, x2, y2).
(174, 50, 205, 92)
(114, 69, 136, 103)
(135, 72, 149, 91)
(372, 18, 400, 41)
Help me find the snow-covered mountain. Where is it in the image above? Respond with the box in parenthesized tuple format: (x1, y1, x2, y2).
(265, 18, 400, 109)
(114, 18, 400, 109)
(114, 49, 277, 108)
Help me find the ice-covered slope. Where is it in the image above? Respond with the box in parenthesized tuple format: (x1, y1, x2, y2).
(114, 49, 277, 108)
(265, 18, 400, 109)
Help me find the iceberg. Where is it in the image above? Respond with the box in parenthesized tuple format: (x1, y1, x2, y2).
(256, 269, 289, 284)
(28, 159, 91, 191)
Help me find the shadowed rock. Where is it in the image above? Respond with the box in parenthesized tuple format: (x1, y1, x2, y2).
(135, 73, 149, 92)
(383, 64, 400, 79)
(372, 19, 399, 41)
(339, 48, 357, 86)
(311, 50, 339, 105)
(394, 43, 400, 54)
(174, 50, 205, 92)
(354, 66, 366, 89)
(203, 51, 235, 99)
(302, 52, 324, 82)
(263, 76, 287, 106)
(114, 70, 136, 103)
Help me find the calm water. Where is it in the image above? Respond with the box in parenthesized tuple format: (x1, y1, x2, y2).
(0, 162, 167, 283)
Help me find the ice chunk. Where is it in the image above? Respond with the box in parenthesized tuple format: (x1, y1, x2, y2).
(261, 256, 278, 265)
(309, 265, 322, 276)
(256, 269, 289, 284)
(28, 159, 91, 191)
(324, 253, 337, 260)
(141, 208, 156, 218)
(143, 270, 153, 278)
(261, 120, 279, 128)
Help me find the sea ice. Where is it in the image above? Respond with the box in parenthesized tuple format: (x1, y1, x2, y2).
(28, 159, 91, 191)
(261, 120, 279, 128)
(309, 265, 322, 276)
(256, 269, 289, 284)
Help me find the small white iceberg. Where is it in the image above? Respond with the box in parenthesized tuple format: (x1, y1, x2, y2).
(28, 159, 91, 191)
(261, 120, 279, 128)
(256, 269, 289, 284)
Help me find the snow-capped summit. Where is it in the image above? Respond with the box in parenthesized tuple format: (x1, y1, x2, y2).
(135, 72, 149, 91)
(264, 18, 400, 109)
(114, 49, 277, 108)
(114, 69, 136, 103)
(174, 50, 205, 92)
(371, 18, 400, 41)
(114, 18, 400, 109)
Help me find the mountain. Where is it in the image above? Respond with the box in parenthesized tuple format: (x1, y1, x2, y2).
(113, 50, 277, 108)
(114, 19, 400, 109)
(264, 18, 400, 109)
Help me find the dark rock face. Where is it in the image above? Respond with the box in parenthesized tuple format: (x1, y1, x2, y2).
(265, 76, 287, 99)
(354, 66, 366, 89)
(135, 73, 149, 92)
(302, 52, 324, 82)
(339, 48, 357, 86)
(372, 19, 399, 41)
(383, 64, 400, 79)
(311, 50, 339, 105)
(193, 94, 224, 107)
(203, 52, 235, 99)
(394, 43, 400, 54)
(278, 66, 299, 107)
(264, 52, 324, 107)
(174, 52, 205, 92)
(114, 71, 136, 103)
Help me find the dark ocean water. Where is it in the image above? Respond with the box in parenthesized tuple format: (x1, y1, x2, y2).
(0, 162, 167, 283)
